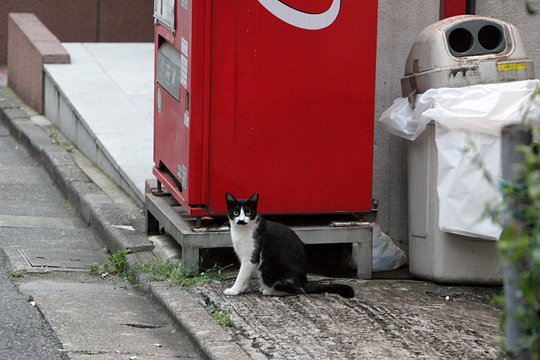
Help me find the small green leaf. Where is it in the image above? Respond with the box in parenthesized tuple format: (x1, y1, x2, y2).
(526, 0, 539, 15)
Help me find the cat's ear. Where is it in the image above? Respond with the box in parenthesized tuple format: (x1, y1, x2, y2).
(247, 192, 259, 205)
(225, 193, 237, 207)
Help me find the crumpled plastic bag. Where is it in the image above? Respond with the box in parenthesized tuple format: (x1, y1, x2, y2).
(435, 126, 502, 239)
(349, 223, 408, 272)
(379, 80, 540, 140)
(378, 80, 540, 240)
(371, 223, 407, 272)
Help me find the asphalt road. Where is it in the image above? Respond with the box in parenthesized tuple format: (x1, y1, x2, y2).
(0, 255, 67, 359)
(0, 119, 68, 359)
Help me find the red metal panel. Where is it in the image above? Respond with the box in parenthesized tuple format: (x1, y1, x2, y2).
(154, 0, 208, 211)
(154, 0, 378, 216)
(440, 0, 467, 19)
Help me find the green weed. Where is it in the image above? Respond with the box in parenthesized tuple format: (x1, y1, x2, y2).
(47, 130, 73, 151)
(10, 270, 25, 278)
(211, 308, 234, 327)
(89, 250, 224, 289)
(89, 249, 137, 283)
(483, 88, 540, 358)
(139, 260, 224, 289)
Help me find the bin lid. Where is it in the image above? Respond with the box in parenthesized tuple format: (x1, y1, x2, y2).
(404, 15, 530, 75)
(401, 15, 535, 96)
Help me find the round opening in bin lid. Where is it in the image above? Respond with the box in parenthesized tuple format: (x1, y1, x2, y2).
(447, 27, 474, 54)
(478, 25, 503, 50)
(446, 19, 507, 57)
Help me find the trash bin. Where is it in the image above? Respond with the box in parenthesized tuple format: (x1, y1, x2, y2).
(380, 15, 537, 284)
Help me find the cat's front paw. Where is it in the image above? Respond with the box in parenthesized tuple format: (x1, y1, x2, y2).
(224, 288, 241, 296)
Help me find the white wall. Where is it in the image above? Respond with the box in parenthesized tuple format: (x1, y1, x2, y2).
(374, 1, 440, 252)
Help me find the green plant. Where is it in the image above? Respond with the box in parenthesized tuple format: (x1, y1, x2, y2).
(211, 308, 234, 327)
(139, 260, 224, 289)
(88, 262, 104, 275)
(89, 250, 224, 289)
(48, 130, 73, 151)
(485, 89, 540, 359)
(109, 250, 130, 275)
(10, 270, 24, 278)
(526, 0, 539, 15)
(495, 141, 540, 359)
(89, 249, 138, 283)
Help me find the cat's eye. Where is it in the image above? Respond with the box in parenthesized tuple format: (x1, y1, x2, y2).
(245, 211, 251, 216)
(233, 211, 239, 216)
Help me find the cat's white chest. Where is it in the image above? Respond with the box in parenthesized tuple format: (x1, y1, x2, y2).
(230, 223, 256, 262)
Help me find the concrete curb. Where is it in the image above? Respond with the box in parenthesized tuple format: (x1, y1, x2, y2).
(148, 283, 252, 360)
(0, 87, 252, 360)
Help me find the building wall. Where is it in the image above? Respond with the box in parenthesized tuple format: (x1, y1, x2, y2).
(0, 0, 153, 64)
(374, 0, 440, 251)
(476, 0, 540, 67)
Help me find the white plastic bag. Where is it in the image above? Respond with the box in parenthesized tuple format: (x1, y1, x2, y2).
(379, 80, 540, 140)
(371, 223, 407, 272)
(349, 223, 408, 272)
(435, 126, 502, 239)
(378, 97, 422, 140)
(419, 81, 539, 136)
(378, 80, 540, 240)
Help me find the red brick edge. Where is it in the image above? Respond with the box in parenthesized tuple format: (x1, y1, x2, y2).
(7, 13, 70, 113)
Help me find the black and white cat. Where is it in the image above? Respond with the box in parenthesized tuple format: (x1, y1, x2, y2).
(224, 192, 354, 298)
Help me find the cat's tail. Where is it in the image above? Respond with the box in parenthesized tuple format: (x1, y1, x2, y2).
(304, 282, 355, 298)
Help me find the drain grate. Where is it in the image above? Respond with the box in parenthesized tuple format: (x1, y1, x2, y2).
(18, 248, 108, 270)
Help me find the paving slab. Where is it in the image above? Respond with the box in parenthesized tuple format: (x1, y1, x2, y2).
(0, 213, 83, 230)
(20, 280, 204, 359)
(0, 197, 75, 218)
(3, 247, 109, 273)
(0, 227, 104, 251)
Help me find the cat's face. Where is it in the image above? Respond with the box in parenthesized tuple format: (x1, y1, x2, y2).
(225, 192, 259, 226)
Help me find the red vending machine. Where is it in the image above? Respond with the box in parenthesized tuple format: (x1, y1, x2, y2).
(153, 0, 378, 217)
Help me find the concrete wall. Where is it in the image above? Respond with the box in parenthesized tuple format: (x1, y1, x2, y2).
(0, 0, 153, 64)
(374, 1, 440, 251)
(476, 0, 540, 68)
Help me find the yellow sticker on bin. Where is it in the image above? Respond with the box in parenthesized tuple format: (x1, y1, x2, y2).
(497, 63, 527, 71)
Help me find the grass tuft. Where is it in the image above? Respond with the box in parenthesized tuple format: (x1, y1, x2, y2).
(89, 250, 225, 288)
(211, 308, 234, 327)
